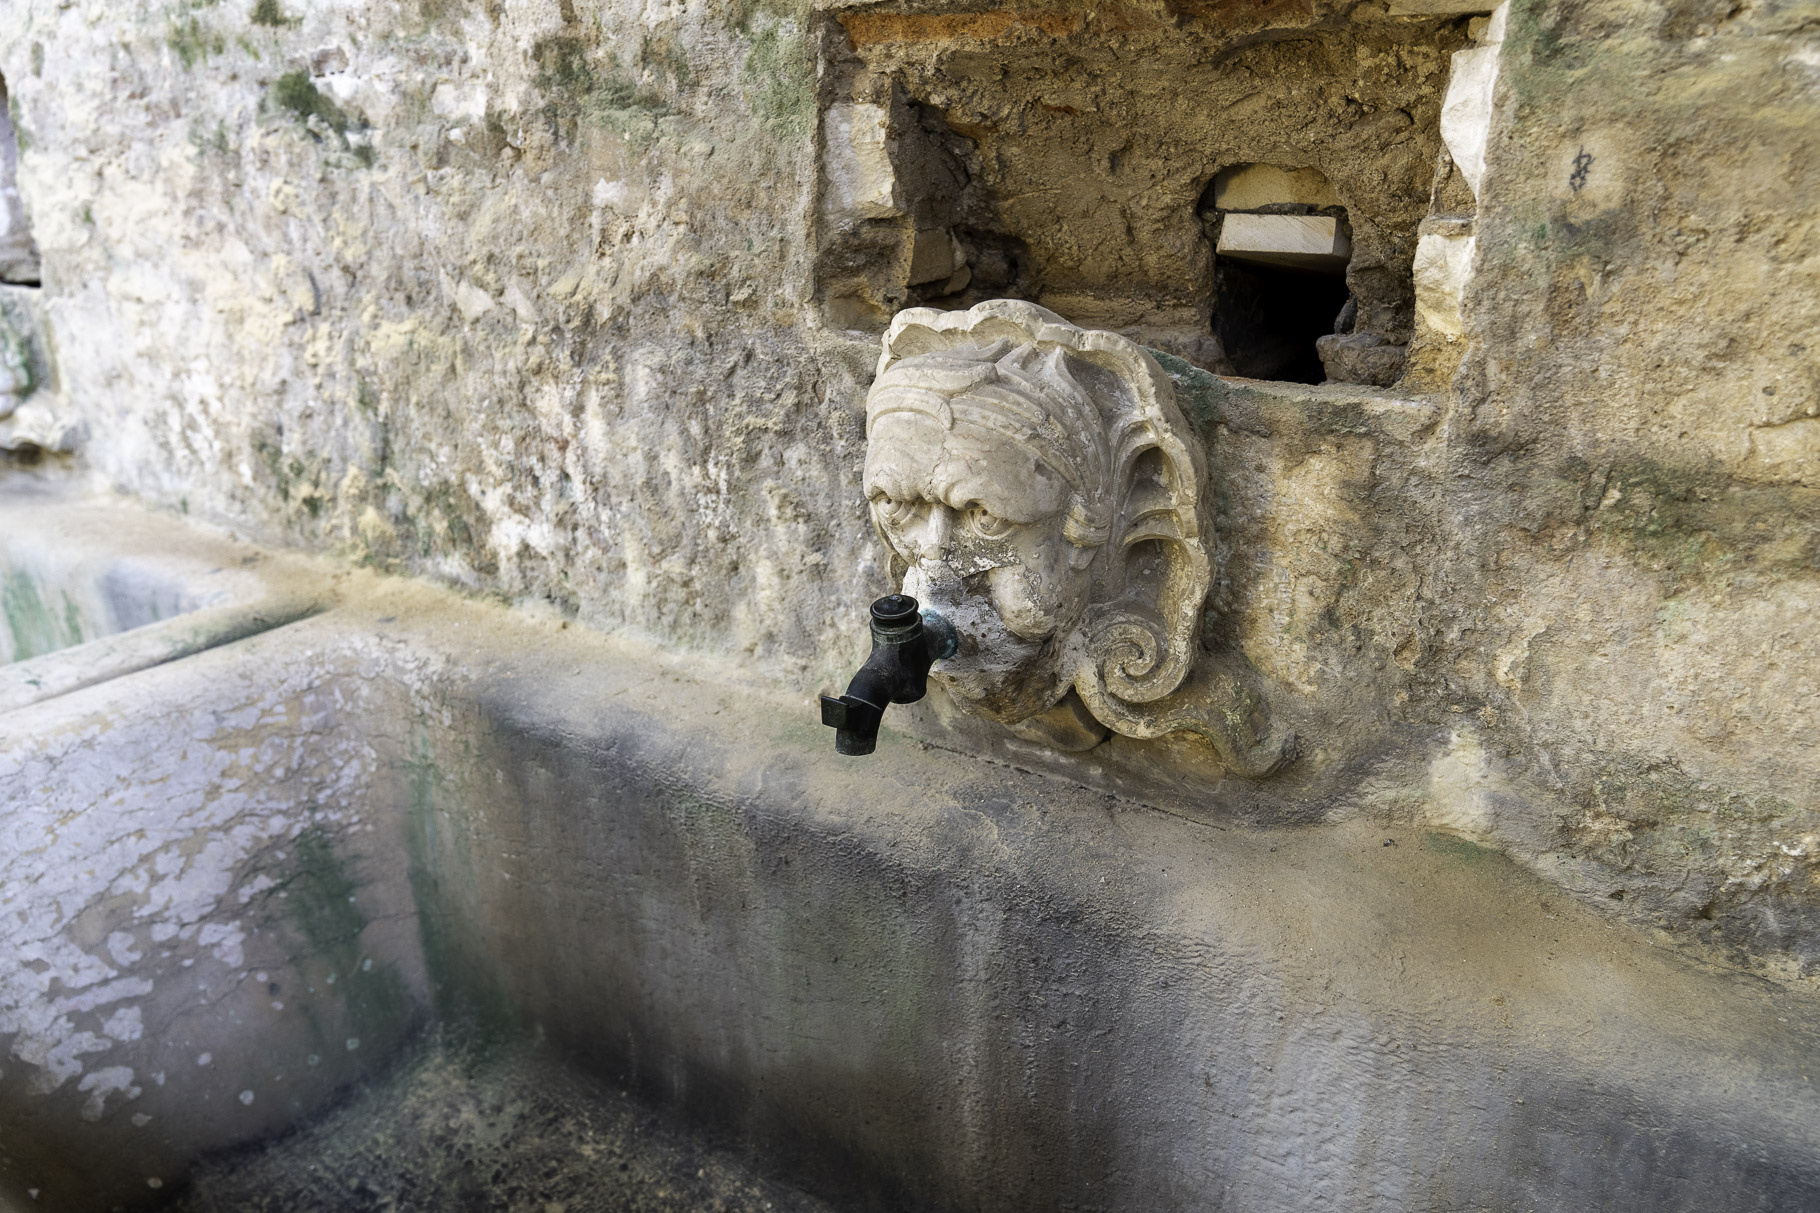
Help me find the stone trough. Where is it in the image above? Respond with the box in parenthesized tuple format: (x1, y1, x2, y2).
(1, 486, 1815, 1212)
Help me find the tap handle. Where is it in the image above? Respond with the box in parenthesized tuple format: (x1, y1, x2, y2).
(820, 693, 883, 756)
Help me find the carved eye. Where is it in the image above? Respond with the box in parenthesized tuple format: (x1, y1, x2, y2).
(871, 495, 917, 528)
(968, 506, 1015, 540)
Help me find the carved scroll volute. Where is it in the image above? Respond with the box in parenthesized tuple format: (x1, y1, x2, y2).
(1064, 332, 1212, 721)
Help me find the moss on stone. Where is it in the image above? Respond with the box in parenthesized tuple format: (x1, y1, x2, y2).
(401, 723, 520, 1038)
(1586, 457, 1820, 591)
(637, 34, 694, 89)
(188, 117, 232, 157)
(167, 13, 226, 69)
(249, 0, 287, 27)
(740, 23, 813, 141)
(1422, 831, 1498, 863)
(720, 0, 811, 34)
(0, 322, 34, 401)
(1147, 349, 1224, 434)
(533, 34, 673, 148)
(284, 824, 418, 1065)
(272, 69, 349, 136)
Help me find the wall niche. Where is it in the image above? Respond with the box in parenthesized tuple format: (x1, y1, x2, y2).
(0, 72, 40, 288)
(813, 4, 1470, 387)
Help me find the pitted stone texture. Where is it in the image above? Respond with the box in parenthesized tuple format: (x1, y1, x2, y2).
(0, 0, 868, 690)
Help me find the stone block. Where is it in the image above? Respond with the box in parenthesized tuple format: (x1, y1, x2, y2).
(820, 103, 900, 226)
(1741, 418, 1820, 486)
(1124, 325, 1237, 376)
(1217, 213, 1351, 272)
(1439, 2, 1508, 199)
(1211, 163, 1341, 211)
(906, 227, 956, 285)
(1385, 0, 1500, 13)
(1413, 224, 1477, 341)
(1315, 332, 1408, 386)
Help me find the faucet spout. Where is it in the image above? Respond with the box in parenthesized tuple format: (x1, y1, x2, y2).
(820, 594, 958, 756)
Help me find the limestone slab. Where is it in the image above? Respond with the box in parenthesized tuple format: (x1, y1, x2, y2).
(1216, 213, 1352, 271)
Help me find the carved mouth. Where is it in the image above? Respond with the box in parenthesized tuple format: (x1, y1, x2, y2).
(901, 563, 1064, 722)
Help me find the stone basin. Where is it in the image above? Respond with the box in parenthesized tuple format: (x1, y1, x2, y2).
(1, 488, 1816, 1212)
(0, 488, 323, 713)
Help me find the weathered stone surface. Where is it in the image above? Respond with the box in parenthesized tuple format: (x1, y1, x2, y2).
(825, 5, 1461, 350)
(1, 488, 1816, 1211)
(0, 0, 1811, 1034)
(0, 284, 74, 451)
(1435, 0, 1820, 974)
(1209, 162, 1344, 211)
(1412, 219, 1476, 341)
(1314, 331, 1409, 386)
(820, 102, 898, 225)
(0, 72, 38, 286)
(167, 1037, 841, 1213)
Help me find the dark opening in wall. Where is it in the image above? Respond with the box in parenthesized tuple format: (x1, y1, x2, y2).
(816, 9, 1468, 385)
(0, 72, 42, 288)
(1212, 262, 1352, 384)
(1203, 164, 1355, 384)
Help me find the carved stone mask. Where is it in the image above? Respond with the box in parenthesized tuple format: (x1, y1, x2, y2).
(863, 300, 1213, 735)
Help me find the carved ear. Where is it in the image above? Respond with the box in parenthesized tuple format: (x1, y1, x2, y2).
(1068, 345, 1212, 716)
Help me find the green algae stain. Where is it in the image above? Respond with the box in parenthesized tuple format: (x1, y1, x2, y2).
(532, 34, 673, 149)
(167, 8, 226, 69)
(1422, 831, 1497, 864)
(2, 570, 83, 662)
(0, 322, 34, 402)
(289, 827, 370, 951)
(272, 69, 349, 135)
(285, 824, 418, 1059)
(1588, 458, 1819, 591)
(61, 591, 83, 645)
(721, 0, 811, 33)
(1147, 348, 1224, 435)
(400, 721, 518, 1042)
(739, 23, 813, 141)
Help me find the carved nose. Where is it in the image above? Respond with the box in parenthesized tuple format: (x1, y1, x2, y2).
(908, 504, 954, 562)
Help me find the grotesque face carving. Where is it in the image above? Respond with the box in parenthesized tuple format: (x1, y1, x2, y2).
(865, 402, 1088, 719)
(863, 300, 1213, 734)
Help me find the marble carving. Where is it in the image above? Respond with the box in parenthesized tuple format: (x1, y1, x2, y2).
(864, 299, 1296, 777)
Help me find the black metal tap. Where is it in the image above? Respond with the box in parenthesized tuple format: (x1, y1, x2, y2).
(819, 594, 958, 756)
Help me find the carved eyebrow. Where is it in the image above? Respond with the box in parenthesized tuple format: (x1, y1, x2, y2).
(861, 461, 920, 498)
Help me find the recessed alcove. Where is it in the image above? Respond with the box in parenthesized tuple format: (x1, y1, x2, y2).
(814, 7, 1469, 386)
(1203, 163, 1357, 384)
(0, 72, 41, 288)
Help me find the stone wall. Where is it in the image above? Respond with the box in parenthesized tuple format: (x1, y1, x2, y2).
(0, 0, 1815, 979)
